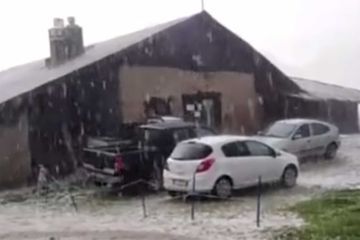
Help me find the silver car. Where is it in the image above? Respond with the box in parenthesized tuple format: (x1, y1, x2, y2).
(256, 119, 340, 159)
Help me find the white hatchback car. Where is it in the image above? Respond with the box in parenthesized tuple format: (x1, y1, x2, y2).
(163, 136, 299, 198)
(256, 119, 340, 159)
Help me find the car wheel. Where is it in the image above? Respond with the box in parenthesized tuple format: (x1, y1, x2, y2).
(168, 191, 179, 197)
(149, 160, 163, 191)
(282, 166, 297, 188)
(324, 143, 337, 160)
(213, 177, 232, 199)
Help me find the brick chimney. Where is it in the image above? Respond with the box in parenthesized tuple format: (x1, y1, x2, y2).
(47, 18, 67, 66)
(46, 17, 84, 67)
(64, 17, 84, 59)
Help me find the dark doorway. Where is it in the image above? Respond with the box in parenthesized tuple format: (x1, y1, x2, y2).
(144, 96, 172, 118)
(182, 92, 221, 129)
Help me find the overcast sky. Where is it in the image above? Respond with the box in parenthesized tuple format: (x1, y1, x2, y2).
(0, 0, 359, 88)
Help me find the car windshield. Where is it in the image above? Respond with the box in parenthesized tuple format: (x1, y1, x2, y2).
(171, 142, 212, 160)
(263, 122, 297, 138)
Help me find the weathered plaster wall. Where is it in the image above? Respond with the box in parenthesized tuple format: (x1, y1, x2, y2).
(119, 66, 263, 133)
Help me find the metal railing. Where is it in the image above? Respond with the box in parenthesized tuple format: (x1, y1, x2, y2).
(35, 173, 264, 227)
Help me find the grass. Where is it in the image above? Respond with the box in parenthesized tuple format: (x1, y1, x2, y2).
(275, 190, 360, 240)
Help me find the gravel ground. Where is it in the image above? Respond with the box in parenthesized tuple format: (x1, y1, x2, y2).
(0, 135, 359, 240)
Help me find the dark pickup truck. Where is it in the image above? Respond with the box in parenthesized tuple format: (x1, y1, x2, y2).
(82, 121, 215, 191)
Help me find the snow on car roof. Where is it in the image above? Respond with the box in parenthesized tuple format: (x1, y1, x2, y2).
(277, 118, 330, 125)
(185, 135, 249, 145)
(0, 16, 188, 104)
(140, 121, 194, 130)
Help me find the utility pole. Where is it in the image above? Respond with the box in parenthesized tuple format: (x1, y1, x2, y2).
(201, 0, 205, 11)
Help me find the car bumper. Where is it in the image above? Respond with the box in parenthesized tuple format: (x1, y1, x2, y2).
(163, 170, 215, 193)
(83, 164, 123, 187)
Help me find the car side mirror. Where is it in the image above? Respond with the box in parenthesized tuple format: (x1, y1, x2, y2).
(271, 149, 278, 158)
(292, 134, 302, 140)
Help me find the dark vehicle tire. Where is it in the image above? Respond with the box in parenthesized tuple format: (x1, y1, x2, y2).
(212, 177, 232, 199)
(168, 191, 180, 197)
(324, 143, 338, 160)
(282, 166, 298, 188)
(149, 160, 163, 192)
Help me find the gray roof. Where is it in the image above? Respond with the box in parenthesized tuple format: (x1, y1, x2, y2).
(2, 12, 360, 106)
(0, 16, 188, 104)
(291, 77, 360, 102)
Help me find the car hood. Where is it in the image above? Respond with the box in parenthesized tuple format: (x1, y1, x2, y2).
(253, 136, 288, 149)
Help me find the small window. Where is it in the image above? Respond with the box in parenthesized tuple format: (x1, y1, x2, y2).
(171, 142, 212, 160)
(222, 141, 249, 157)
(311, 123, 330, 136)
(294, 124, 310, 138)
(245, 141, 273, 156)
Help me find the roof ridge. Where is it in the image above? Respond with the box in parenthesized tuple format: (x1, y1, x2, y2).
(0, 12, 202, 104)
(0, 13, 197, 75)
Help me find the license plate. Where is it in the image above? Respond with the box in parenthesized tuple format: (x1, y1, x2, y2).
(173, 179, 188, 187)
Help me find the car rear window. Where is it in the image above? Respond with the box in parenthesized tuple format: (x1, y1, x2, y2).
(140, 128, 173, 146)
(171, 142, 212, 160)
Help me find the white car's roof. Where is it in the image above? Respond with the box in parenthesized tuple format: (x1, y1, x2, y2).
(184, 135, 250, 146)
(276, 118, 330, 126)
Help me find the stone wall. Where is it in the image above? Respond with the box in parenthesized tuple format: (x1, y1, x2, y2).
(0, 112, 31, 188)
(119, 66, 263, 134)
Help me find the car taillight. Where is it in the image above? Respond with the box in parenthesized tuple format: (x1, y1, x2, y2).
(196, 158, 215, 173)
(114, 156, 125, 172)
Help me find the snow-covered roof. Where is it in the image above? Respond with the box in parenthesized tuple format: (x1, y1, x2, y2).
(291, 77, 360, 103)
(0, 17, 187, 104)
(277, 118, 332, 125)
(2, 11, 360, 106)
